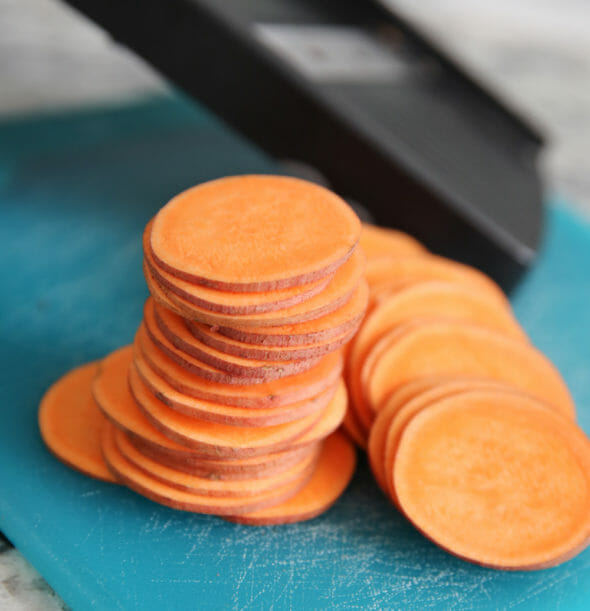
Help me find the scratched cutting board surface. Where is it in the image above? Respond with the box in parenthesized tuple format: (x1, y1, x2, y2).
(1, 96, 590, 610)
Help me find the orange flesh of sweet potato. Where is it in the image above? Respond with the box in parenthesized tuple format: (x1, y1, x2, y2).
(362, 320, 576, 419)
(367, 378, 515, 495)
(143, 220, 333, 314)
(381, 382, 553, 504)
(369, 375, 509, 416)
(394, 391, 590, 569)
(147, 259, 367, 345)
(188, 319, 356, 361)
(93, 347, 203, 457)
(225, 431, 356, 525)
(141, 318, 271, 386)
(281, 381, 348, 451)
(151, 299, 320, 379)
(150, 175, 361, 291)
(94, 345, 346, 478)
(128, 363, 337, 458)
(146, 248, 365, 328)
(351, 338, 525, 442)
(126, 433, 317, 480)
(214, 280, 368, 346)
(359, 223, 427, 259)
(132, 350, 336, 427)
(345, 282, 526, 437)
(365, 255, 508, 306)
(341, 406, 367, 449)
(115, 426, 320, 497)
(135, 324, 343, 408)
(101, 422, 314, 515)
(38, 361, 116, 483)
(351, 281, 525, 365)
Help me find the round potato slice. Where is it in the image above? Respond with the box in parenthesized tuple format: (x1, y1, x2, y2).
(394, 391, 590, 569)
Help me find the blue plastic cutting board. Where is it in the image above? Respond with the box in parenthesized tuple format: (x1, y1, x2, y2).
(1, 96, 590, 610)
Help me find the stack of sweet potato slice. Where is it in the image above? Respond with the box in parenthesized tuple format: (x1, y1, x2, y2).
(343, 223, 576, 444)
(39, 175, 367, 524)
(38, 177, 590, 566)
(345, 223, 590, 569)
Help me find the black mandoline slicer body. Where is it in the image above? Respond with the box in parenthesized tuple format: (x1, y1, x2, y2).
(63, 0, 545, 291)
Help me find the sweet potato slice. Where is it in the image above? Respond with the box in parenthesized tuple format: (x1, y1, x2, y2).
(38, 361, 116, 482)
(346, 282, 527, 433)
(115, 427, 320, 497)
(151, 299, 319, 379)
(359, 223, 427, 259)
(394, 391, 590, 569)
(149, 175, 361, 291)
(367, 395, 401, 495)
(133, 350, 335, 427)
(365, 255, 508, 306)
(143, 221, 333, 314)
(93, 347, 207, 457)
(353, 282, 525, 353)
(101, 422, 313, 515)
(353, 351, 513, 440)
(373, 375, 523, 432)
(144, 260, 206, 320)
(362, 321, 576, 419)
(367, 379, 475, 494)
(141, 319, 267, 386)
(225, 432, 356, 525)
(280, 382, 348, 451)
(127, 434, 317, 480)
(187, 319, 356, 362)
(371, 374, 508, 419)
(377, 382, 548, 503)
(94, 346, 331, 471)
(213, 280, 368, 347)
(136, 324, 343, 408)
(147, 248, 365, 328)
(341, 406, 367, 449)
(129, 364, 343, 458)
